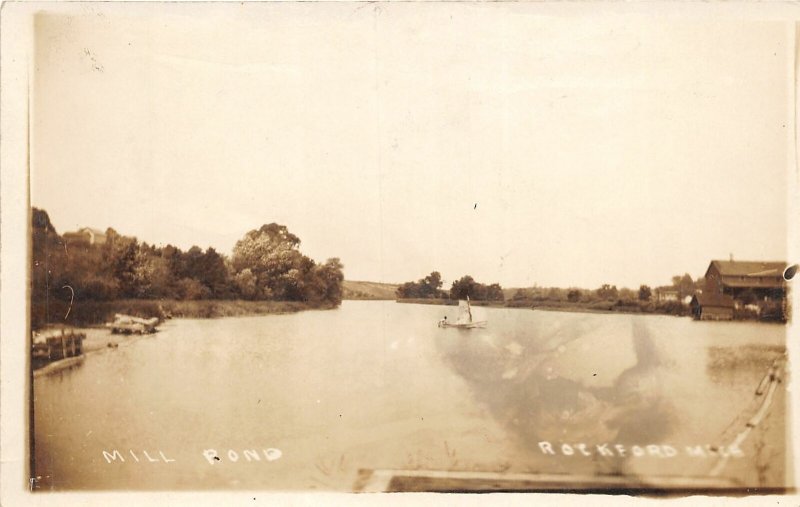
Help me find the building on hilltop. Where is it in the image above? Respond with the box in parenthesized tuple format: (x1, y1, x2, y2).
(62, 227, 107, 246)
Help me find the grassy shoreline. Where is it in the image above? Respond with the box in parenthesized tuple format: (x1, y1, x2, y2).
(31, 298, 337, 330)
(395, 297, 689, 317)
(395, 298, 506, 308)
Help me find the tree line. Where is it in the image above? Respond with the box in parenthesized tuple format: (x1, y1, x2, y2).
(510, 273, 704, 305)
(31, 208, 344, 308)
(396, 271, 504, 301)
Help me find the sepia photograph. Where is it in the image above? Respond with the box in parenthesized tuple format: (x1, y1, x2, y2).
(1, 1, 799, 503)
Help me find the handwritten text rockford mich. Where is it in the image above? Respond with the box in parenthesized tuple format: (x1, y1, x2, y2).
(537, 442, 744, 458)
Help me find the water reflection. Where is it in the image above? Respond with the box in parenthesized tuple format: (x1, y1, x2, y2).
(435, 316, 678, 476)
(706, 344, 785, 388)
(32, 302, 788, 491)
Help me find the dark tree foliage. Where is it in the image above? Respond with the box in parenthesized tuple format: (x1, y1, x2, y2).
(395, 271, 444, 299)
(595, 284, 618, 300)
(31, 208, 68, 327)
(229, 223, 343, 304)
(449, 275, 504, 301)
(29, 210, 345, 317)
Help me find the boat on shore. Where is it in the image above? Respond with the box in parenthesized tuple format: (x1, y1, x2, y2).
(106, 314, 159, 334)
(438, 297, 487, 329)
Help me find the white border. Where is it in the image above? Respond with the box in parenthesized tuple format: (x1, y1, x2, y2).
(2, 2, 800, 506)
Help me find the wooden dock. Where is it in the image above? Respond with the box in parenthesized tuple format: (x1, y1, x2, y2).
(32, 328, 85, 366)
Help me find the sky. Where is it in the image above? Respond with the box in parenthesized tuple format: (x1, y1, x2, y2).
(31, 4, 792, 289)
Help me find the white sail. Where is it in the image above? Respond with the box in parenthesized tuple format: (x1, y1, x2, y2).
(456, 300, 472, 324)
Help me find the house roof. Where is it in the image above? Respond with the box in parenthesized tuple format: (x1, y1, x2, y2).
(79, 227, 106, 237)
(709, 260, 786, 277)
(691, 292, 735, 308)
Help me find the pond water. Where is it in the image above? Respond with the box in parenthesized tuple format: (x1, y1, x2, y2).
(33, 301, 790, 491)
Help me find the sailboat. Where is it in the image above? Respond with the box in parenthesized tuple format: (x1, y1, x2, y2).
(438, 296, 487, 329)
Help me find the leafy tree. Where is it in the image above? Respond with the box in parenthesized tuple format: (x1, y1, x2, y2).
(421, 271, 443, 297)
(396, 271, 444, 299)
(596, 284, 618, 300)
(231, 223, 305, 299)
(672, 273, 695, 298)
(450, 275, 476, 300)
(638, 285, 652, 301)
(132, 252, 173, 298)
(313, 258, 344, 305)
(234, 268, 259, 299)
(512, 289, 532, 301)
(449, 275, 504, 301)
(396, 281, 420, 299)
(176, 277, 212, 300)
(231, 223, 342, 304)
(102, 231, 140, 298)
(618, 287, 635, 301)
(486, 283, 505, 302)
(567, 289, 580, 302)
(197, 248, 231, 298)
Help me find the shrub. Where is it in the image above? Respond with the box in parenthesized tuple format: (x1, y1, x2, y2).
(176, 278, 212, 300)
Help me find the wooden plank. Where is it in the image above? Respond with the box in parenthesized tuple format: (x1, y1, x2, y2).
(355, 469, 744, 494)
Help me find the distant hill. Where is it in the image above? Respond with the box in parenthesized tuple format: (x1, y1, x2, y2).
(342, 280, 399, 300)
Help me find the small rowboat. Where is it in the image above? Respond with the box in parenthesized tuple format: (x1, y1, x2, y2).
(106, 314, 159, 334)
(438, 297, 487, 329)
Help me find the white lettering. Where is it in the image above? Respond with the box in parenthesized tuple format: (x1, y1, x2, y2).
(227, 450, 239, 462)
(264, 448, 282, 461)
(159, 451, 176, 463)
(596, 444, 614, 457)
(203, 449, 219, 465)
(243, 449, 261, 462)
(631, 446, 645, 457)
(662, 445, 677, 458)
(685, 446, 706, 457)
(615, 444, 626, 457)
(103, 450, 125, 463)
(538, 441, 555, 455)
(576, 443, 591, 456)
(561, 444, 574, 456)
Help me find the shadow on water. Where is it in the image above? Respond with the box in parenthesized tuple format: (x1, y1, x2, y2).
(434, 316, 677, 476)
(597, 321, 678, 449)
